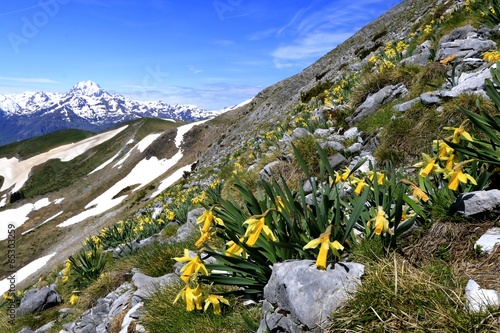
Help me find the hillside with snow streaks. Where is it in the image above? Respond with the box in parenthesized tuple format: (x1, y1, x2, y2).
(0, 125, 127, 199)
(58, 119, 206, 228)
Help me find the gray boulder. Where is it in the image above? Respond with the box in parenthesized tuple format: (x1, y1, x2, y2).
(17, 285, 62, 315)
(258, 260, 364, 332)
(291, 127, 312, 139)
(259, 161, 280, 181)
(439, 66, 492, 97)
(175, 208, 204, 242)
(451, 189, 500, 217)
(347, 83, 407, 125)
(420, 92, 441, 106)
(312, 107, 329, 122)
(393, 97, 420, 112)
(401, 40, 432, 66)
(328, 153, 348, 170)
(132, 271, 178, 304)
(320, 139, 344, 152)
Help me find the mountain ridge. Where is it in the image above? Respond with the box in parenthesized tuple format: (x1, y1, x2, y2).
(0, 80, 231, 146)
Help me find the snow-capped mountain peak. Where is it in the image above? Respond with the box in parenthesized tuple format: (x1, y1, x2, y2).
(0, 80, 232, 146)
(68, 80, 106, 97)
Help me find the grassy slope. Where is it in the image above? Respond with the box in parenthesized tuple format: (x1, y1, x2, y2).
(2, 1, 500, 332)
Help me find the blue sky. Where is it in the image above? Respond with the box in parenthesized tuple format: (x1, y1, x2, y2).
(0, 0, 402, 110)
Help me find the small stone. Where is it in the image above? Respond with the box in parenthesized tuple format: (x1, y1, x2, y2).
(475, 227, 500, 254)
(465, 279, 499, 313)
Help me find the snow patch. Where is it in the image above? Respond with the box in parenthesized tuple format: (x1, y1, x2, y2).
(137, 133, 162, 152)
(0, 126, 128, 194)
(0, 252, 57, 295)
(58, 120, 207, 228)
(21, 211, 64, 235)
(0, 198, 52, 241)
(89, 151, 121, 175)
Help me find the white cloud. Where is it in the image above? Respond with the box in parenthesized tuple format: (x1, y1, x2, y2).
(0, 76, 60, 83)
(271, 0, 400, 68)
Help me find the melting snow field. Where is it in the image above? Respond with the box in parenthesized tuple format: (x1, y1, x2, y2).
(0, 252, 56, 295)
(0, 125, 128, 203)
(58, 120, 208, 228)
(0, 198, 53, 241)
(21, 211, 64, 236)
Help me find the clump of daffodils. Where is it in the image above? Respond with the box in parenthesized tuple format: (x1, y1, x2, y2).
(414, 121, 478, 191)
(172, 248, 230, 315)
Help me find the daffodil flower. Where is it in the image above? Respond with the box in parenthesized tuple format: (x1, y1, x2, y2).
(414, 153, 437, 177)
(69, 294, 79, 305)
(173, 284, 204, 311)
(173, 249, 209, 282)
(366, 171, 385, 185)
(204, 294, 230, 315)
(243, 216, 276, 246)
(225, 237, 246, 257)
(334, 167, 351, 183)
(303, 226, 344, 270)
(196, 209, 224, 233)
(434, 139, 453, 160)
(368, 206, 392, 236)
(195, 229, 213, 247)
(401, 179, 429, 202)
(349, 176, 367, 195)
(444, 121, 473, 143)
(446, 160, 477, 190)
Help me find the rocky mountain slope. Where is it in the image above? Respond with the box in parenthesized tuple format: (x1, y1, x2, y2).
(0, 81, 227, 146)
(1, 0, 500, 332)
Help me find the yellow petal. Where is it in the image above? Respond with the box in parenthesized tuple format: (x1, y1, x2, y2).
(303, 238, 321, 250)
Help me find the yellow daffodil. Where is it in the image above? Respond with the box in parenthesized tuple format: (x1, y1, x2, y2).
(196, 209, 224, 233)
(303, 226, 344, 270)
(483, 50, 500, 62)
(69, 294, 79, 305)
(275, 196, 286, 213)
(204, 294, 230, 315)
(195, 229, 213, 247)
(334, 167, 351, 183)
(173, 285, 204, 311)
(368, 206, 393, 236)
(225, 237, 247, 257)
(446, 160, 478, 190)
(243, 216, 276, 246)
(444, 121, 473, 143)
(349, 176, 367, 195)
(414, 153, 437, 177)
(366, 171, 385, 185)
(368, 54, 378, 63)
(401, 179, 429, 202)
(173, 249, 209, 282)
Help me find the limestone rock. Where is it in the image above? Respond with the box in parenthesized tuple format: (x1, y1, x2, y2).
(451, 189, 500, 217)
(258, 260, 364, 332)
(175, 208, 204, 242)
(465, 279, 499, 313)
(347, 83, 407, 125)
(259, 161, 280, 181)
(328, 153, 348, 170)
(393, 97, 420, 112)
(17, 285, 62, 315)
(132, 271, 177, 303)
(475, 227, 500, 254)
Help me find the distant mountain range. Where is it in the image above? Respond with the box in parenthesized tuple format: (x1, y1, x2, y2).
(0, 80, 238, 146)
